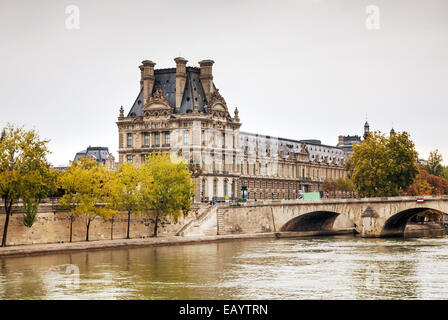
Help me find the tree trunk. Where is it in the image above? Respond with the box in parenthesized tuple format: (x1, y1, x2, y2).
(86, 218, 92, 241)
(1, 198, 13, 247)
(69, 214, 74, 243)
(110, 218, 114, 240)
(126, 211, 131, 239)
(153, 214, 159, 237)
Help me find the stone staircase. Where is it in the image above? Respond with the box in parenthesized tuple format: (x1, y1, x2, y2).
(176, 205, 218, 237)
(217, 209, 225, 235)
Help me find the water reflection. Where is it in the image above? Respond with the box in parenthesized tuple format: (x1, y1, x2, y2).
(1, 235, 448, 299)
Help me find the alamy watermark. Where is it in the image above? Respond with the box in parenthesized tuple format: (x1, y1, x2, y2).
(64, 264, 80, 289)
(65, 5, 80, 30)
(365, 5, 380, 30)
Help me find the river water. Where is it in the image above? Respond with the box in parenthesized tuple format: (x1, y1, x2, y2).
(1, 235, 448, 300)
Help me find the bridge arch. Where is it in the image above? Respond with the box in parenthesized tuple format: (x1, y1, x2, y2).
(280, 210, 355, 233)
(382, 207, 445, 237)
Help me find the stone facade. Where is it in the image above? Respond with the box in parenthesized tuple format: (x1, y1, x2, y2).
(0, 201, 196, 246)
(117, 57, 350, 203)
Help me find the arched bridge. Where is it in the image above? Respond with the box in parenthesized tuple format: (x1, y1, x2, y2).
(215, 196, 448, 237)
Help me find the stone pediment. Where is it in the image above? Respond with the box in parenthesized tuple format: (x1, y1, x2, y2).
(209, 90, 230, 113)
(143, 89, 172, 110)
(212, 103, 226, 111)
(301, 143, 309, 155)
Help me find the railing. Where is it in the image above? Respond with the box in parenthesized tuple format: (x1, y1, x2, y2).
(176, 206, 218, 236)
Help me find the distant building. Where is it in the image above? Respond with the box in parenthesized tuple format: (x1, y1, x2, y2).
(74, 146, 117, 170)
(338, 122, 397, 154)
(337, 135, 362, 154)
(418, 158, 427, 166)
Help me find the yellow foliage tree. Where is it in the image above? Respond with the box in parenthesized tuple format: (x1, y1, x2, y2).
(346, 131, 419, 198)
(116, 162, 141, 239)
(59, 157, 118, 241)
(139, 153, 194, 237)
(0, 124, 54, 247)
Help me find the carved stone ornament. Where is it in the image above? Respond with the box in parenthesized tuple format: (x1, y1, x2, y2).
(145, 89, 172, 109)
(209, 89, 228, 110)
(119, 106, 124, 117)
(234, 107, 240, 121)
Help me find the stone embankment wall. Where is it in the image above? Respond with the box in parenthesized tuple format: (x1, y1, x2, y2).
(0, 200, 197, 246)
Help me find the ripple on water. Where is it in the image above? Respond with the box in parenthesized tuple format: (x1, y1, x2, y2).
(2, 235, 448, 299)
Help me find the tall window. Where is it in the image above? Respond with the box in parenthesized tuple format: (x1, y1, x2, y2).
(155, 132, 160, 146)
(213, 180, 217, 198)
(183, 130, 189, 145)
(212, 156, 216, 172)
(144, 133, 149, 147)
(232, 155, 235, 172)
(127, 155, 132, 163)
(224, 180, 228, 197)
(231, 181, 235, 199)
(201, 130, 205, 145)
(222, 132, 225, 148)
(127, 133, 133, 147)
(165, 132, 170, 146)
(202, 179, 206, 198)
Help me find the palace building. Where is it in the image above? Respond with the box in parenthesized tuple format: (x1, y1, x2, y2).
(116, 58, 351, 202)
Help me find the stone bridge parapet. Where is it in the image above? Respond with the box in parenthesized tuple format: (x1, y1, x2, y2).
(215, 196, 448, 237)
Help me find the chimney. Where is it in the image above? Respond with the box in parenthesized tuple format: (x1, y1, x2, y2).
(198, 59, 215, 102)
(174, 57, 188, 108)
(139, 65, 144, 90)
(141, 60, 156, 105)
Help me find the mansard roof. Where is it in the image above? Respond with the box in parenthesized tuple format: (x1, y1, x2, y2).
(74, 146, 110, 163)
(127, 67, 212, 117)
(239, 131, 348, 165)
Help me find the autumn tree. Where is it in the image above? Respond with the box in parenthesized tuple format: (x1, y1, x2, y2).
(0, 125, 53, 247)
(116, 162, 141, 239)
(425, 149, 444, 177)
(322, 177, 356, 197)
(59, 157, 118, 241)
(140, 153, 194, 237)
(444, 166, 448, 181)
(346, 131, 419, 197)
(404, 169, 448, 196)
(22, 168, 59, 228)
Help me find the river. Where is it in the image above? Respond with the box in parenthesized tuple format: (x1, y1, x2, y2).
(1, 235, 448, 299)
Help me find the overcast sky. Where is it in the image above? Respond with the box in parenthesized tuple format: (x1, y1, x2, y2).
(1, 0, 447, 166)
